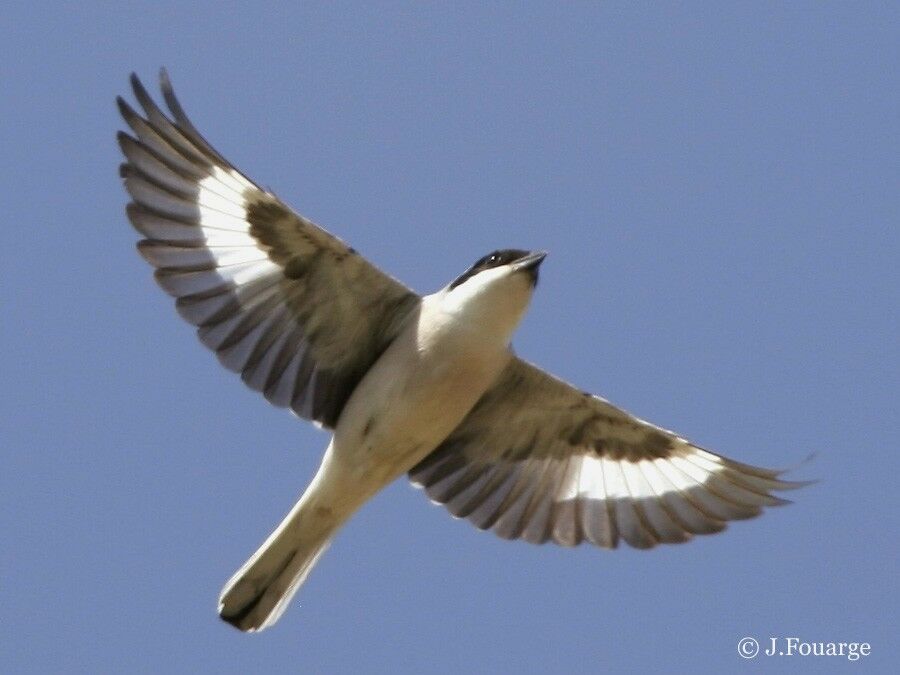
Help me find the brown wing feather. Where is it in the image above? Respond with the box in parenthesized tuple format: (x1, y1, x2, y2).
(119, 70, 419, 428)
(411, 358, 809, 549)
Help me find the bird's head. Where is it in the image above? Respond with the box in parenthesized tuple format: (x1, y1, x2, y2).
(438, 249, 547, 338)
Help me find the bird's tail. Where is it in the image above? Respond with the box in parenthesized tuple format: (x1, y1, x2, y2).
(218, 496, 338, 632)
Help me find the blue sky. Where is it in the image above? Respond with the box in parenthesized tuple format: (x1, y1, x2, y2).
(2, 2, 897, 673)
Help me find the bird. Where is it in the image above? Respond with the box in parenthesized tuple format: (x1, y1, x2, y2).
(117, 70, 808, 632)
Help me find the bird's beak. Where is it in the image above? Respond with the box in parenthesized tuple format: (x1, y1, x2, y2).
(514, 251, 547, 286)
(514, 251, 547, 272)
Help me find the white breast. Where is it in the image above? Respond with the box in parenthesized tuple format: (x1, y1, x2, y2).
(329, 293, 512, 486)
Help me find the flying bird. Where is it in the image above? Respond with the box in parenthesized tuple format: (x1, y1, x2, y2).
(117, 70, 807, 632)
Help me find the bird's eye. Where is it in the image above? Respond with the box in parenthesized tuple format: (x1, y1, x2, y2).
(488, 254, 500, 263)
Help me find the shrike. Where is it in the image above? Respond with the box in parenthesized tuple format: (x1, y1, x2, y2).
(118, 71, 807, 632)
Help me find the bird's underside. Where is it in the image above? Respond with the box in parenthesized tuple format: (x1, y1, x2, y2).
(119, 69, 808, 630)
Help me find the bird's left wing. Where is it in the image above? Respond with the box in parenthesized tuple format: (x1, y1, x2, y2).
(410, 358, 806, 549)
(118, 70, 419, 429)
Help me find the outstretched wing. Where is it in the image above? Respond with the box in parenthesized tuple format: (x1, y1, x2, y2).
(118, 70, 419, 428)
(410, 358, 807, 549)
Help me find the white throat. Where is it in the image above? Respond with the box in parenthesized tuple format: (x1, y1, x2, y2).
(429, 266, 534, 349)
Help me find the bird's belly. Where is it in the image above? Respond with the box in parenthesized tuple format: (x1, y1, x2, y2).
(330, 331, 508, 486)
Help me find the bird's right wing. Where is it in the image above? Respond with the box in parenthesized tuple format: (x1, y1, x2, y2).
(411, 358, 808, 549)
(118, 70, 420, 428)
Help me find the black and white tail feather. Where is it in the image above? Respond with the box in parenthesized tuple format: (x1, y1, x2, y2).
(217, 500, 337, 632)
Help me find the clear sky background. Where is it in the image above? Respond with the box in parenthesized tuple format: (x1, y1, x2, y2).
(2, 3, 897, 673)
